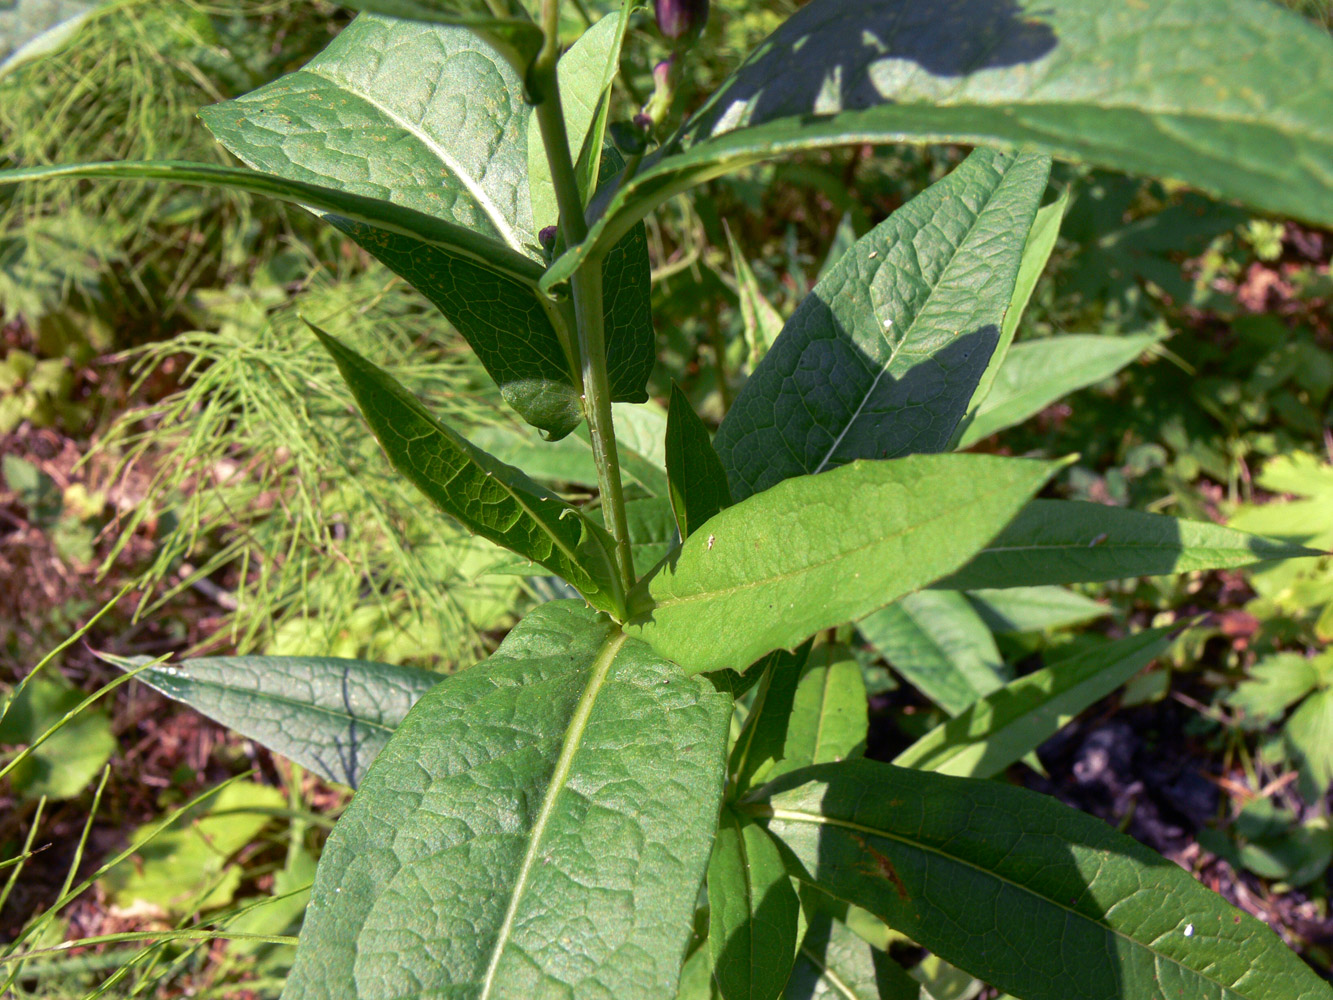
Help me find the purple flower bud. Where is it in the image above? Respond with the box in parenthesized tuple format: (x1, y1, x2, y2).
(538, 225, 558, 251)
(654, 0, 707, 41)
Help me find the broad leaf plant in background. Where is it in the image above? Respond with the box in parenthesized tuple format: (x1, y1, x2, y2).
(3, 0, 1333, 998)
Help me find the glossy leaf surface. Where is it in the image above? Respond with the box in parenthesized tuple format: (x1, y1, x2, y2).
(550, 0, 1333, 283)
(285, 602, 732, 1000)
(754, 760, 1333, 1000)
(313, 325, 625, 615)
(201, 14, 652, 437)
(716, 148, 1049, 500)
(101, 653, 438, 788)
(628, 454, 1060, 675)
(893, 627, 1171, 778)
(957, 333, 1162, 447)
(708, 811, 800, 1000)
(666, 384, 732, 540)
(936, 500, 1323, 591)
(785, 913, 917, 1000)
(858, 590, 1006, 716)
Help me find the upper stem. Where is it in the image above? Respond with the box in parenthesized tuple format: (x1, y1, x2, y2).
(531, 4, 637, 597)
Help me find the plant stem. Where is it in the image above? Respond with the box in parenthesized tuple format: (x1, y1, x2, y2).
(532, 1, 637, 596)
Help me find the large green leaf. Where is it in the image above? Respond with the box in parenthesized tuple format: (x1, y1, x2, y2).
(785, 913, 917, 1000)
(627, 454, 1061, 675)
(285, 602, 732, 1000)
(892, 627, 1172, 778)
(715, 148, 1050, 500)
(935, 500, 1323, 591)
(313, 325, 625, 615)
(956, 332, 1162, 447)
(547, 0, 1333, 285)
(0, 0, 100, 78)
(666, 383, 732, 540)
(98, 652, 438, 789)
(750, 760, 1333, 1000)
(858, 590, 1007, 717)
(200, 13, 652, 438)
(338, 1, 544, 73)
(708, 811, 800, 1000)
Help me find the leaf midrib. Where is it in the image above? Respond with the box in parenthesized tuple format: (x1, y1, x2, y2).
(476, 627, 629, 1000)
(305, 66, 526, 253)
(763, 805, 1253, 1000)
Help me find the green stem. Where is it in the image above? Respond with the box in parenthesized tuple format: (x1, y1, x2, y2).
(531, 3, 637, 596)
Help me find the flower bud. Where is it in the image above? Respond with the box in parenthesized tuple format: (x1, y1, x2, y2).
(654, 0, 707, 42)
(538, 225, 558, 253)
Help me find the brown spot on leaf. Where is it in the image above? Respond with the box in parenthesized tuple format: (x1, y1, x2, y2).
(853, 834, 909, 900)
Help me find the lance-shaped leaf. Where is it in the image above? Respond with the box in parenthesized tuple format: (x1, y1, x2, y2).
(666, 384, 732, 540)
(956, 332, 1163, 448)
(200, 13, 652, 438)
(627, 454, 1062, 675)
(284, 601, 732, 1000)
(548, 0, 1333, 285)
(770, 645, 867, 781)
(893, 627, 1172, 778)
(708, 811, 801, 1000)
(97, 652, 438, 789)
(935, 500, 1324, 592)
(338, 1, 544, 73)
(750, 760, 1333, 1000)
(729, 645, 814, 794)
(0, 0, 101, 78)
(715, 148, 1050, 500)
(858, 590, 1007, 717)
(966, 586, 1109, 634)
(724, 224, 785, 369)
(313, 325, 625, 615)
(786, 912, 918, 1000)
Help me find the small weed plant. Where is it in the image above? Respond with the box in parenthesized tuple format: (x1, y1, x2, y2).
(4, 1, 1333, 998)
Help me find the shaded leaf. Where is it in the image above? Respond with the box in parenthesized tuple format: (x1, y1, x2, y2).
(752, 760, 1333, 1000)
(312, 324, 625, 615)
(284, 602, 732, 1000)
(935, 500, 1322, 591)
(549, 0, 1333, 283)
(729, 644, 815, 794)
(628, 454, 1061, 675)
(893, 627, 1171, 778)
(667, 383, 732, 540)
(770, 645, 867, 780)
(724, 223, 785, 369)
(716, 148, 1050, 500)
(785, 912, 917, 1000)
(708, 811, 801, 1000)
(98, 652, 439, 788)
(858, 590, 1007, 717)
(965, 585, 1109, 634)
(956, 332, 1162, 448)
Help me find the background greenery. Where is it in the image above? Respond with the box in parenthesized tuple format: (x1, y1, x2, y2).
(1, 0, 1331, 996)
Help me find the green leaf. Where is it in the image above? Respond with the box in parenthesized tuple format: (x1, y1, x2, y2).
(628, 454, 1061, 675)
(619, 496, 680, 574)
(1286, 687, 1333, 801)
(957, 332, 1162, 448)
(708, 811, 801, 1000)
(965, 586, 1110, 635)
(715, 148, 1050, 500)
(725, 224, 785, 369)
(0, 675, 114, 801)
(527, 9, 628, 227)
(785, 913, 917, 1000)
(751, 760, 1333, 1000)
(312, 324, 625, 615)
(893, 627, 1172, 778)
(957, 188, 1069, 443)
(98, 652, 439, 788)
(284, 602, 732, 1000)
(935, 500, 1323, 591)
(339, 1, 544, 74)
(729, 644, 815, 794)
(667, 383, 732, 540)
(199, 13, 652, 437)
(549, 0, 1333, 284)
(771, 645, 867, 780)
(1227, 652, 1324, 723)
(0, 0, 100, 78)
(858, 591, 1007, 717)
